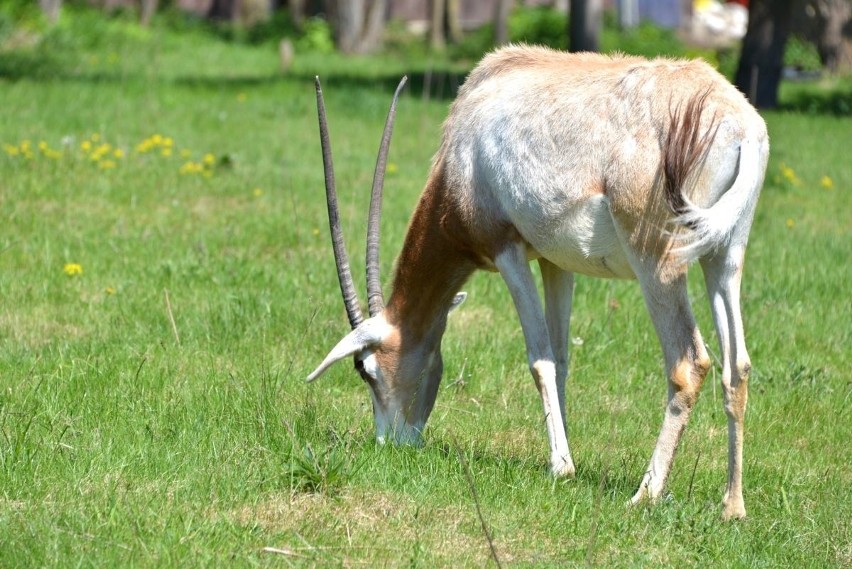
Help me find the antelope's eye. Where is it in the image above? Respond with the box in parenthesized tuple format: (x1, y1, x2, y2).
(354, 358, 372, 382)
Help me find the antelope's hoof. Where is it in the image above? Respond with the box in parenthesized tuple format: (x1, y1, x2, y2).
(551, 457, 576, 478)
(628, 486, 649, 507)
(721, 500, 746, 521)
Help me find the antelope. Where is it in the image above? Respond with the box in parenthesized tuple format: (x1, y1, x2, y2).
(308, 45, 768, 520)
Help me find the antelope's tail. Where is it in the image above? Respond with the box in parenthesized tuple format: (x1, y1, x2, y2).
(670, 138, 765, 262)
(662, 90, 767, 262)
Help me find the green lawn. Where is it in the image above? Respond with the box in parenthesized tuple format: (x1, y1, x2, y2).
(1, 11, 850, 567)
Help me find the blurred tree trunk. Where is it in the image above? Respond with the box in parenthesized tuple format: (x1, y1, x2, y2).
(447, 0, 462, 43)
(239, 0, 272, 26)
(289, 0, 306, 30)
(140, 0, 158, 26)
(617, 0, 639, 29)
(803, 0, 852, 73)
(39, 0, 62, 24)
(208, 0, 238, 21)
(327, 0, 387, 54)
(679, 0, 692, 33)
(569, 0, 603, 52)
(735, 0, 795, 109)
(494, 0, 513, 46)
(431, 0, 446, 50)
(431, 0, 462, 49)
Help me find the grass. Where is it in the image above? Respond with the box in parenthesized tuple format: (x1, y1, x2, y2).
(1, 8, 851, 567)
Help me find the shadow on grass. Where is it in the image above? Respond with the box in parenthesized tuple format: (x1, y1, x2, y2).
(0, 52, 66, 81)
(8, 57, 850, 114)
(0, 58, 283, 88)
(0, 53, 465, 101)
(432, 438, 644, 498)
(780, 88, 852, 116)
(300, 69, 466, 102)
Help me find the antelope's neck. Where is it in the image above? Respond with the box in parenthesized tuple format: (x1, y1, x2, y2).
(384, 175, 475, 342)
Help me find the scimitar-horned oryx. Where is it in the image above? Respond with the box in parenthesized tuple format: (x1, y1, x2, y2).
(308, 45, 768, 520)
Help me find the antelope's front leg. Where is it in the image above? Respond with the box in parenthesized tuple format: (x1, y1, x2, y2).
(496, 245, 575, 477)
(539, 259, 574, 432)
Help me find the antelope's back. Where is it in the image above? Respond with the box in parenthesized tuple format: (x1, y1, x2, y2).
(439, 45, 767, 273)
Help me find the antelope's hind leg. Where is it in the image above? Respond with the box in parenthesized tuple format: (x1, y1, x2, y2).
(630, 268, 711, 505)
(701, 246, 751, 520)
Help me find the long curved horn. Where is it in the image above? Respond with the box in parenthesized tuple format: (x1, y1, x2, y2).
(315, 77, 364, 329)
(366, 76, 408, 317)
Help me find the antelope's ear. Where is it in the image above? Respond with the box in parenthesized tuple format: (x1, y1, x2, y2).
(307, 317, 387, 382)
(448, 292, 467, 314)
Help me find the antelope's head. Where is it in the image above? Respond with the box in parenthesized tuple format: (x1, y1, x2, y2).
(307, 77, 464, 445)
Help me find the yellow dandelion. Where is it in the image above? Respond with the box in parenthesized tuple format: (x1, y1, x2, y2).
(81, 140, 92, 152)
(161, 148, 172, 157)
(252, 188, 263, 197)
(20, 140, 31, 151)
(38, 141, 60, 158)
(105, 286, 116, 295)
(179, 161, 203, 175)
(163, 137, 174, 148)
(780, 163, 800, 186)
(63, 263, 83, 276)
(387, 162, 399, 174)
(151, 134, 163, 145)
(3, 143, 19, 156)
(820, 175, 833, 189)
(203, 153, 215, 166)
(786, 218, 795, 228)
(113, 148, 124, 159)
(90, 144, 112, 161)
(312, 228, 320, 236)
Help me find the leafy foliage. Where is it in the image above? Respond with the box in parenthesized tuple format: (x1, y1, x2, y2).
(296, 16, 335, 54)
(601, 21, 687, 58)
(509, 5, 568, 49)
(286, 442, 356, 494)
(784, 35, 823, 72)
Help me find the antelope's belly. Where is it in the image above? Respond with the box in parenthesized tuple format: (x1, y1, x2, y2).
(512, 194, 636, 280)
